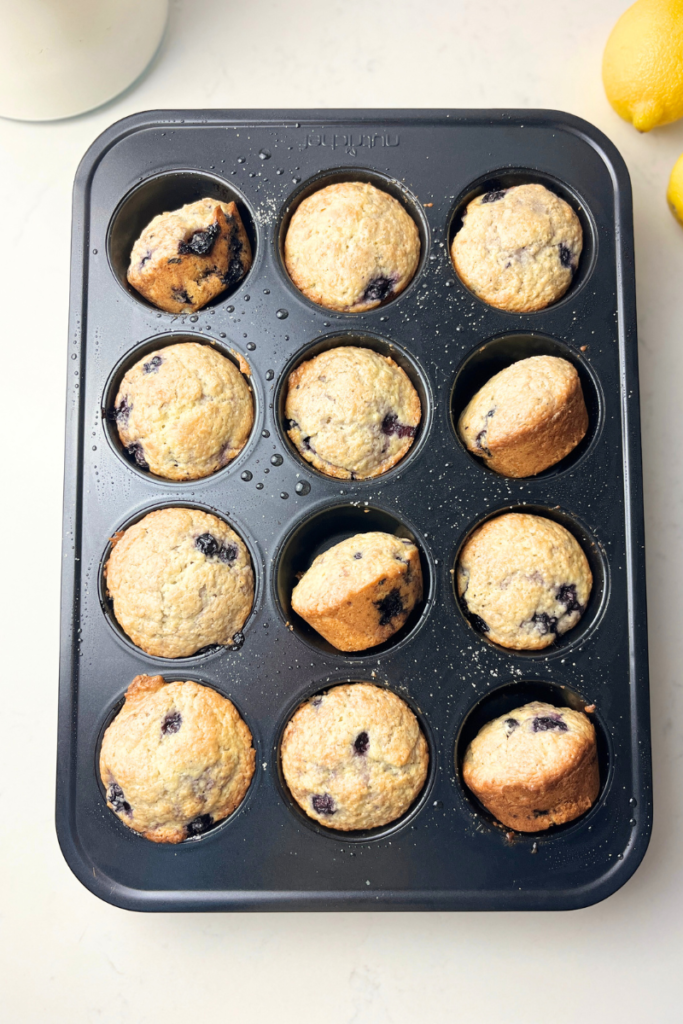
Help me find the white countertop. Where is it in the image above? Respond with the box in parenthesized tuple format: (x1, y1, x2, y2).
(2, 1, 681, 1020)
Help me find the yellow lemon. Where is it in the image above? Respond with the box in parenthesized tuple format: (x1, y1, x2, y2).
(603, 0, 683, 131)
(667, 153, 683, 225)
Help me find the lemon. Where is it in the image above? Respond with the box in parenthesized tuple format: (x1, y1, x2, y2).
(602, 0, 683, 132)
(667, 153, 683, 225)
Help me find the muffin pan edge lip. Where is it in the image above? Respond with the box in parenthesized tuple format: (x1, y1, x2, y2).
(58, 109, 651, 913)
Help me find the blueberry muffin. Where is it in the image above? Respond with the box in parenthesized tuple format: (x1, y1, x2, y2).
(451, 184, 583, 312)
(105, 508, 254, 658)
(284, 182, 420, 312)
(100, 674, 255, 843)
(281, 683, 429, 830)
(291, 532, 422, 652)
(285, 347, 421, 479)
(113, 342, 253, 480)
(457, 513, 592, 650)
(128, 197, 251, 314)
(462, 701, 599, 831)
(458, 356, 588, 477)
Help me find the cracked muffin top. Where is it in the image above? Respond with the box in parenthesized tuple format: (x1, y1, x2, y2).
(281, 682, 429, 831)
(127, 197, 251, 314)
(291, 531, 423, 652)
(100, 674, 255, 843)
(285, 346, 421, 479)
(457, 513, 592, 650)
(284, 181, 421, 312)
(113, 342, 253, 481)
(105, 507, 254, 658)
(457, 355, 588, 478)
(451, 183, 583, 312)
(462, 700, 599, 832)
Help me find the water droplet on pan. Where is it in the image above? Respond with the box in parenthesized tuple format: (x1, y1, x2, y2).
(259, 149, 271, 160)
(241, 470, 253, 481)
(262, 429, 270, 438)
(276, 309, 289, 320)
(247, 342, 256, 350)
(280, 492, 289, 499)
(295, 481, 311, 495)
(255, 482, 264, 490)
(271, 454, 283, 466)
(265, 369, 274, 381)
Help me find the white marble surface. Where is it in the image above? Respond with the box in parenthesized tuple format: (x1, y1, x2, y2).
(1, 1, 681, 1020)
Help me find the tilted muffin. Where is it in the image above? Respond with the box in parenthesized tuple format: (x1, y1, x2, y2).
(113, 342, 253, 480)
(284, 181, 420, 312)
(128, 197, 251, 314)
(457, 513, 592, 650)
(458, 355, 588, 477)
(291, 532, 422, 652)
(285, 346, 421, 479)
(462, 700, 599, 831)
(105, 507, 254, 658)
(451, 183, 583, 312)
(100, 675, 255, 843)
(281, 682, 429, 830)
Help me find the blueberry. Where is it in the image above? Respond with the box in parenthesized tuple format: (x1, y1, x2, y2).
(481, 189, 506, 203)
(115, 395, 131, 425)
(185, 814, 213, 837)
(375, 588, 404, 627)
(474, 429, 490, 455)
(161, 711, 182, 735)
(167, 257, 182, 265)
(286, 419, 298, 430)
(312, 793, 336, 815)
(354, 552, 363, 559)
(381, 412, 416, 439)
(354, 731, 369, 755)
(533, 808, 550, 817)
(504, 717, 519, 733)
(178, 221, 220, 257)
(533, 715, 568, 733)
(558, 243, 574, 269)
(143, 355, 163, 374)
(469, 613, 489, 634)
(126, 442, 149, 470)
(311, 696, 323, 707)
(172, 288, 192, 305)
(221, 233, 246, 287)
(139, 251, 153, 268)
(195, 533, 237, 563)
(362, 275, 394, 304)
(557, 583, 582, 614)
(530, 612, 558, 635)
(107, 783, 132, 815)
(301, 436, 314, 452)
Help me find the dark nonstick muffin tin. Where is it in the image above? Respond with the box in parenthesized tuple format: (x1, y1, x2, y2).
(58, 109, 651, 911)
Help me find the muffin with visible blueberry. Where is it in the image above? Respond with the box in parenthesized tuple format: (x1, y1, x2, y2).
(458, 355, 588, 477)
(128, 197, 251, 314)
(281, 682, 429, 830)
(100, 674, 255, 843)
(113, 342, 253, 480)
(457, 513, 592, 650)
(285, 346, 421, 479)
(284, 182, 420, 312)
(451, 184, 582, 312)
(291, 532, 422, 652)
(462, 700, 599, 831)
(105, 507, 254, 658)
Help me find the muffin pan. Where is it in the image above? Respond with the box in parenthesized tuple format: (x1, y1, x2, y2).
(58, 109, 651, 911)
